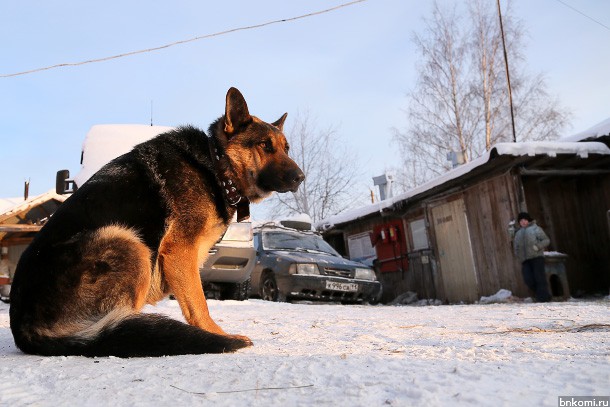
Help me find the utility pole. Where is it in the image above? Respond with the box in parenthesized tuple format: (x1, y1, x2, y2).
(497, 0, 517, 143)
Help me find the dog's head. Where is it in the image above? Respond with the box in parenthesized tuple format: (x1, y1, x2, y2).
(213, 87, 305, 203)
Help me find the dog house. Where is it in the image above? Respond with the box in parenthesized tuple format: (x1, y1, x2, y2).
(545, 253, 570, 299)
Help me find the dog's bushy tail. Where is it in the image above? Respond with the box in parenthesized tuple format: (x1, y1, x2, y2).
(14, 313, 252, 358)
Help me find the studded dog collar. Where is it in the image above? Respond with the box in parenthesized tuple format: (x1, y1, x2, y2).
(208, 136, 250, 222)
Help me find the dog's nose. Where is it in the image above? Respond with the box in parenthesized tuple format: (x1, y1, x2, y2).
(289, 169, 305, 192)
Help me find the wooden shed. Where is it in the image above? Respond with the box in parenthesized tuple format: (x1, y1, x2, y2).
(318, 139, 610, 303)
(0, 190, 67, 281)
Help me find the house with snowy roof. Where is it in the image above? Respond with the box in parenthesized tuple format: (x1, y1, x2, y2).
(317, 119, 610, 303)
(0, 189, 68, 293)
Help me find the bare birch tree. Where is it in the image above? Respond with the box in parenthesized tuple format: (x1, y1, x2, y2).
(470, 0, 508, 151)
(468, 0, 569, 148)
(394, 3, 478, 188)
(267, 110, 361, 223)
(393, 0, 570, 190)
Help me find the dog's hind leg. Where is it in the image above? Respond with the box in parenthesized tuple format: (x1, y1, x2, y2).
(11, 225, 152, 356)
(79, 225, 154, 313)
(16, 225, 154, 341)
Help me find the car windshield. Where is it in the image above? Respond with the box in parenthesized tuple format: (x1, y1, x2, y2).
(262, 230, 340, 257)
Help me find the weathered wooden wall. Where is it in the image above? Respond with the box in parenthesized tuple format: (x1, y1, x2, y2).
(463, 172, 529, 297)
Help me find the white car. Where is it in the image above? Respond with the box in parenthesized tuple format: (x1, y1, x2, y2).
(199, 222, 256, 301)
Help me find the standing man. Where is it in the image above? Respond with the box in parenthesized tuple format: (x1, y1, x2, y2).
(513, 212, 552, 302)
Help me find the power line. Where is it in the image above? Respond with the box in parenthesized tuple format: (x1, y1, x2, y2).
(554, 0, 610, 32)
(1, 0, 368, 78)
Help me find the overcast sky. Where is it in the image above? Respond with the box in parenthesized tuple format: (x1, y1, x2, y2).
(1, 0, 609, 214)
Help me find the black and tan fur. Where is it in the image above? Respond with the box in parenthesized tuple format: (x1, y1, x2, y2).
(9, 88, 304, 357)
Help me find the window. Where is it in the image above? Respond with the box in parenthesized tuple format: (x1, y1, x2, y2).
(262, 230, 340, 256)
(410, 219, 429, 250)
(347, 232, 376, 261)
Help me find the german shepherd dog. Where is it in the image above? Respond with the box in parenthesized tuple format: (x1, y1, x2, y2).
(10, 88, 304, 357)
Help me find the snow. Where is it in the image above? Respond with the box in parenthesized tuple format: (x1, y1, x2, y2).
(1, 298, 608, 406)
(73, 124, 174, 187)
(479, 289, 513, 304)
(0, 190, 67, 219)
(318, 141, 610, 229)
(0, 197, 24, 216)
(561, 117, 610, 142)
(493, 141, 609, 158)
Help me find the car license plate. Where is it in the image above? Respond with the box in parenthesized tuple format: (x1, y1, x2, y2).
(325, 281, 358, 292)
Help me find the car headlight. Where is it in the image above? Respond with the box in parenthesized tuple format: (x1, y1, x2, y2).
(290, 263, 319, 275)
(354, 267, 376, 281)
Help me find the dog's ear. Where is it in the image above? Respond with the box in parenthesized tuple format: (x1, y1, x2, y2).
(224, 87, 252, 136)
(272, 113, 288, 131)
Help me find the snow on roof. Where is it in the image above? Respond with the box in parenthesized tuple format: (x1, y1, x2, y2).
(0, 189, 67, 221)
(561, 117, 610, 142)
(317, 140, 610, 230)
(74, 124, 174, 187)
(0, 197, 26, 216)
(492, 140, 609, 158)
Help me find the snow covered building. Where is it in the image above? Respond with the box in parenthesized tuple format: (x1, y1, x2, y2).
(318, 119, 610, 303)
(0, 190, 67, 283)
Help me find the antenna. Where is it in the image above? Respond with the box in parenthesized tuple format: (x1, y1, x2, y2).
(150, 100, 153, 126)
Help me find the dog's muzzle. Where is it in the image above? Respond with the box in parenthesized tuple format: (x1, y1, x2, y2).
(258, 164, 305, 193)
(286, 168, 305, 192)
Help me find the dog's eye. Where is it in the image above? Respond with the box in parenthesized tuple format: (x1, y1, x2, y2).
(285, 143, 290, 153)
(260, 140, 274, 153)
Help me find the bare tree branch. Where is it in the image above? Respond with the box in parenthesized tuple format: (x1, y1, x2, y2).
(392, 0, 571, 192)
(267, 110, 362, 222)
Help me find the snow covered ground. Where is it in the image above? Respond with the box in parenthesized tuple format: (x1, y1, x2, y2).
(0, 298, 608, 406)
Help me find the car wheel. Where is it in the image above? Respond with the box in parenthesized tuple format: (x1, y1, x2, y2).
(225, 278, 251, 301)
(367, 285, 383, 305)
(202, 282, 221, 300)
(261, 273, 285, 302)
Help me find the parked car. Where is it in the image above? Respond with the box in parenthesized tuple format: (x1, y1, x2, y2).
(250, 222, 382, 303)
(199, 222, 256, 301)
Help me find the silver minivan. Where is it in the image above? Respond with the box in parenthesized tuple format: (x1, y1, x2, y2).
(199, 222, 256, 301)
